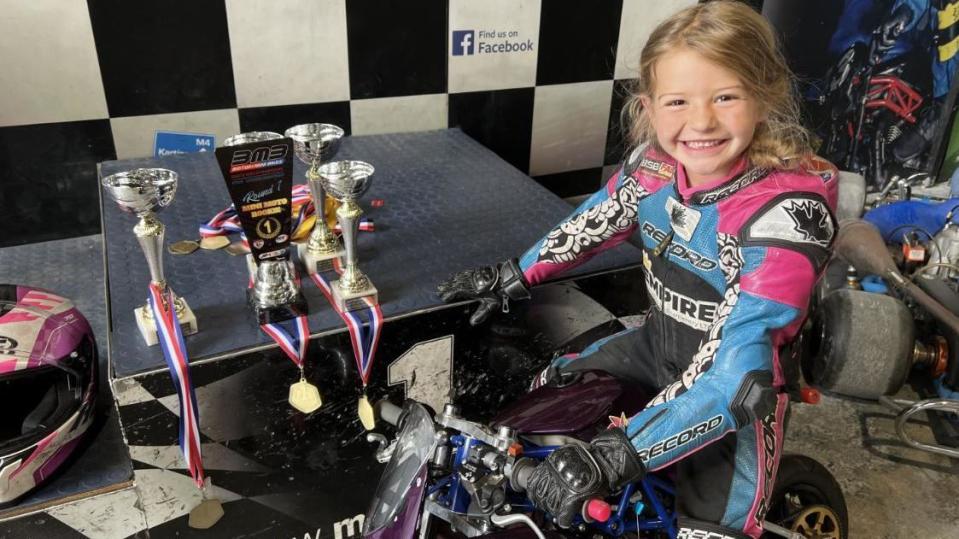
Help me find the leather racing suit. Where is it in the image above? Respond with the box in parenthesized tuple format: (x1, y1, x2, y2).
(520, 146, 838, 538)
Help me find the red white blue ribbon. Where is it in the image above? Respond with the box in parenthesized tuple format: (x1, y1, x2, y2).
(200, 185, 372, 242)
(260, 315, 311, 371)
(213, 188, 384, 396)
(308, 263, 383, 387)
(148, 283, 205, 489)
(199, 205, 243, 238)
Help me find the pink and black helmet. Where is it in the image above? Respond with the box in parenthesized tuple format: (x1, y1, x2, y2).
(0, 285, 98, 504)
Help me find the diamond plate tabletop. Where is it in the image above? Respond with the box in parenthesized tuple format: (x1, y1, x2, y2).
(0, 236, 106, 342)
(0, 236, 133, 519)
(99, 128, 642, 378)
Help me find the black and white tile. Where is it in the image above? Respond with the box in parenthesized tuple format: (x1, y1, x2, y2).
(6, 0, 718, 246)
(87, 0, 238, 118)
(0, 0, 108, 128)
(350, 94, 449, 136)
(224, 0, 351, 109)
(448, 87, 537, 173)
(529, 80, 614, 176)
(535, 0, 624, 86)
(238, 100, 352, 135)
(0, 121, 115, 248)
(345, 0, 449, 100)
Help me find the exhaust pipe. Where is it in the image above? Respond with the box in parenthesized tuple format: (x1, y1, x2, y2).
(835, 219, 959, 336)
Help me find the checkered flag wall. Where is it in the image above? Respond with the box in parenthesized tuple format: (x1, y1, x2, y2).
(0, 0, 717, 248)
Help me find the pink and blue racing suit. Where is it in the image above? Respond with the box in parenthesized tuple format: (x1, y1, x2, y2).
(520, 146, 838, 538)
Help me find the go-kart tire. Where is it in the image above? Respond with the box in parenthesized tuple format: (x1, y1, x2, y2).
(803, 288, 914, 400)
(763, 454, 848, 539)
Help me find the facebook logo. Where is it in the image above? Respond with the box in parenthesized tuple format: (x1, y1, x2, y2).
(452, 30, 475, 55)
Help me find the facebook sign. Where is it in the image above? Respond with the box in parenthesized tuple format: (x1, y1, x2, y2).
(452, 30, 475, 55)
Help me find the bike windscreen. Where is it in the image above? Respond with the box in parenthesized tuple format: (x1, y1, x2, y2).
(364, 403, 437, 534)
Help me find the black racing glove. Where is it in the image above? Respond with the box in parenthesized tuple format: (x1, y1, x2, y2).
(515, 429, 644, 528)
(436, 258, 531, 326)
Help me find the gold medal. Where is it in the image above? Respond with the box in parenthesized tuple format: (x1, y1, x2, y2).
(188, 478, 224, 529)
(358, 394, 376, 431)
(168, 240, 200, 255)
(289, 378, 322, 413)
(199, 236, 231, 250)
(224, 242, 249, 256)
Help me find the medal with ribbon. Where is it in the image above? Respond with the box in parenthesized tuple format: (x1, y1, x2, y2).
(202, 183, 382, 425)
(147, 283, 224, 529)
(308, 260, 384, 430)
(261, 315, 322, 414)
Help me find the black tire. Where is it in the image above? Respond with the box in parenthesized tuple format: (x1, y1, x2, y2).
(803, 288, 914, 399)
(762, 454, 848, 539)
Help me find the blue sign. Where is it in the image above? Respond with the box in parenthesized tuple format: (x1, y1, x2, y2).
(452, 30, 475, 56)
(154, 131, 215, 158)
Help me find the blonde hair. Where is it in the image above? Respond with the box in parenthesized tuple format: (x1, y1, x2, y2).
(623, 0, 810, 170)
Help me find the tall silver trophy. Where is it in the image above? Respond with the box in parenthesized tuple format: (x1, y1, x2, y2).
(102, 168, 198, 346)
(316, 160, 378, 311)
(284, 123, 345, 273)
(221, 131, 303, 317)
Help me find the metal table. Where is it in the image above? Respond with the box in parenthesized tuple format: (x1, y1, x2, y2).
(99, 128, 642, 378)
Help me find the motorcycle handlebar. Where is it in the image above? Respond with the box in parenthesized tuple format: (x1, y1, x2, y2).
(509, 458, 536, 491)
(509, 459, 611, 524)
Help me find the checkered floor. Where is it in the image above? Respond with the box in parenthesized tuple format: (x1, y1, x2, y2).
(0, 0, 710, 248)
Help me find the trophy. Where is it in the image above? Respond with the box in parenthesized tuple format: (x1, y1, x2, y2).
(102, 168, 198, 346)
(284, 124, 345, 273)
(222, 131, 283, 147)
(219, 131, 307, 323)
(316, 160, 378, 312)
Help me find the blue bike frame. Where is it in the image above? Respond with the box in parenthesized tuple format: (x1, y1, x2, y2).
(431, 435, 679, 538)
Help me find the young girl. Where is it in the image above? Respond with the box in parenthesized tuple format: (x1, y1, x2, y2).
(439, 2, 839, 538)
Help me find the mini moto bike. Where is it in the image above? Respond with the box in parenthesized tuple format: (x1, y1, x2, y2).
(363, 370, 847, 539)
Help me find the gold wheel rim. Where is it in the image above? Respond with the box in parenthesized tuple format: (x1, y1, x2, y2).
(790, 504, 841, 539)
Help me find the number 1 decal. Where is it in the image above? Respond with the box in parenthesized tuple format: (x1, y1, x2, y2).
(387, 335, 453, 413)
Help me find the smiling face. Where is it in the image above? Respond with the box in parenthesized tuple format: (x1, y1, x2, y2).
(640, 48, 765, 186)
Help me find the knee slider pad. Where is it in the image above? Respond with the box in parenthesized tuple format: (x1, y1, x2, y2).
(730, 370, 777, 428)
(677, 517, 750, 539)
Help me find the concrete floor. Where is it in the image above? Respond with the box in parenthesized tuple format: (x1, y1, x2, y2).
(786, 387, 959, 538)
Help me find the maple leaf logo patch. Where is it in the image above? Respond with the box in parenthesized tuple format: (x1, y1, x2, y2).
(784, 200, 833, 246)
(670, 205, 687, 228)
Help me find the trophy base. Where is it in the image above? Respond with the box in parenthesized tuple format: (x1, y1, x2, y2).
(134, 300, 198, 347)
(247, 289, 309, 325)
(330, 281, 378, 313)
(297, 242, 344, 274)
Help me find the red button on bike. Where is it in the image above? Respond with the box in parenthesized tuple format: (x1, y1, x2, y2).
(585, 499, 612, 522)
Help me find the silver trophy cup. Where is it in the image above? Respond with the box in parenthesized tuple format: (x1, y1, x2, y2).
(222, 131, 302, 314)
(316, 160, 377, 312)
(284, 123, 345, 273)
(222, 131, 283, 147)
(101, 168, 198, 346)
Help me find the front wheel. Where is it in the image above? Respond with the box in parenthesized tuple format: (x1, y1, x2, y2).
(762, 454, 848, 539)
